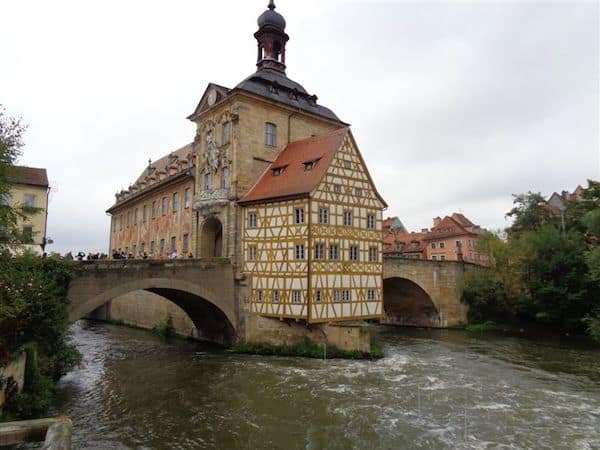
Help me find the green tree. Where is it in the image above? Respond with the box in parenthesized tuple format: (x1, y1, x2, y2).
(506, 191, 556, 233)
(0, 106, 38, 247)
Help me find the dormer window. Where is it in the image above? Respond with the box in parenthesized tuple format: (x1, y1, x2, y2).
(303, 158, 320, 171)
(272, 165, 286, 176)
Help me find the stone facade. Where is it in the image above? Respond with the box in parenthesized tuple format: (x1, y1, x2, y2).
(0, 351, 26, 411)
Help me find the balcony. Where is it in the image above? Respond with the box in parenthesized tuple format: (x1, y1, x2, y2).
(193, 188, 230, 216)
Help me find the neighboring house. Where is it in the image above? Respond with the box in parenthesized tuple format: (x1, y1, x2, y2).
(106, 145, 196, 257)
(3, 166, 49, 255)
(384, 213, 486, 264)
(423, 213, 485, 263)
(547, 185, 584, 214)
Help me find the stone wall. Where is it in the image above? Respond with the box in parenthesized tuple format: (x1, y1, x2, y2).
(107, 291, 197, 337)
(0, 351, 26, 411)
(244, 315, 371, 353)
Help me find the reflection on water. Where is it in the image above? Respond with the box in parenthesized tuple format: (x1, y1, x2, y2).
(36, 322, 600, 449)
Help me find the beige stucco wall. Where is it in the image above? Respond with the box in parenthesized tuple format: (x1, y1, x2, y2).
(108, 291, 196, 337)
(8, 183, 48, 253)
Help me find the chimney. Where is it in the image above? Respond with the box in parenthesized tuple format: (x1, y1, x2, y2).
(421, 228, 429, 233)
(433, 217, 441, 227)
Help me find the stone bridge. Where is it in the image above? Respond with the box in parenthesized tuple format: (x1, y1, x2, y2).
(383, 257, 475, 328)
(67, 258, 237, 343)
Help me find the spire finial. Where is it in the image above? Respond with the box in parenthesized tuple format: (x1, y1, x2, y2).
(268, 0, 275, 10)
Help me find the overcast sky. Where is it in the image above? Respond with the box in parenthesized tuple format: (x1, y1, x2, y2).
(1, 0, 598, 253)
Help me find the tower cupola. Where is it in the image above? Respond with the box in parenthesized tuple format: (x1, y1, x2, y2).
(255, 1, 289, 73)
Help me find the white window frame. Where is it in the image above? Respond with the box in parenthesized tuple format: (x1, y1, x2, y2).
(295, 244, 305, 260)
(292, 290, 302, 304)
(295, 208, 304, 224)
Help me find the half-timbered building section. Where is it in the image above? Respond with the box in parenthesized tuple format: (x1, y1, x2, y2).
(309, 131, 386, 321)
(239, 127, 386, 323)
(243, 199, 309, 318)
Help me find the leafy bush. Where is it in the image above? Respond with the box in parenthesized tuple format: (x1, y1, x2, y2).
(152, 313, 177, 339)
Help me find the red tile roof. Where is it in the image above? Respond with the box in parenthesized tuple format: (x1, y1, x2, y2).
(239, 128, 349, 204)
(8, 166, 49, 187)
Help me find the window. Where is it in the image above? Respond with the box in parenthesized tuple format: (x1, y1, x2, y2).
(22, 225, 33, 242)
(172, 192, 179, 213)
(159, 239, 165, 255)
(329, 244, 339, 260)
(126, 211, 130, 227)
(318, 208, 328, 224)
(170, 236, 176, 253)
(112, 218, 116, 232)
(368, 289, 376, 301)
(342, 290, 351, 302)
(248, 245, 257, 261)
(265, 122, 277, 146)
(349, 245, 359, 261)
(431, 255, 437, 261)
(440, 242, 445, 249)
(456, 240, 461, 247)
(119, 215, 123, 230)
(257, 290, 263, 303)
(440, 255, 446, 261)
(161, 197, 168, 216)
(204, 173, 212, 190)
(247, 211, 257, 228)
(292, 290, 301, 304)
(314, 243, 325, 260)
(334, 184, 341, 194)
(182, 234, 189, 253)
(303, 161, 314, 171)
(140, 242, 145, 254)
(344, 160, 352, 169)
(431, 243, 436, 249)
(315, 290, 322, 303)
(132, 244, 137, 254)
(143, 205, 147, 222)
(221, 167, 229, 188)
(150, 241, 155, 254)
(367, 214, 375, 229)
(134, 208, 138, 225)
(23, 194, 36, 208)
(184, 188, 192, 208)
(333, 290, 341, 302)
(355, 188, 362, 197)
(272, 166, 285, 176)
(152, 201, 156, 219)
(369, 247, 378, 262)
(295, 244, 305, 259)
(272, 290, 279, 303)
(295, 208, 304, 224)
(343, 210, 352, 226)
(222, 121, 231, 145)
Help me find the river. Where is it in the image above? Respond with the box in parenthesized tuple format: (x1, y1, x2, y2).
(37, 321, 600, 449)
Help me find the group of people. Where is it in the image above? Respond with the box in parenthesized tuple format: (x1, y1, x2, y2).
(111, 250, 194, 260)
(63, 251, 109, 261)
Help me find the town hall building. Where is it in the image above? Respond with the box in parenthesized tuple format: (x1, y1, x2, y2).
(106, 1, 387, 341)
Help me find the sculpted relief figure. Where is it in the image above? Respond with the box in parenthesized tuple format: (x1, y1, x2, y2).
(204, 130, 221, 173)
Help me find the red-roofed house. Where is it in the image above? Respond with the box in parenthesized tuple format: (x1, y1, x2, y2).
(239, 128, 387, 322)
(423, 213, 485, 263)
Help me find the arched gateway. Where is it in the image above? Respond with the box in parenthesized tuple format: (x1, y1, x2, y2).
(200, 217, 223, 258)
(68, 259, 237, 344)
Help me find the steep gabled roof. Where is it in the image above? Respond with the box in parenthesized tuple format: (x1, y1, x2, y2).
(8, 166, 49, 188)
(423, 215, 477, 240)
(239, 127, 348, 205)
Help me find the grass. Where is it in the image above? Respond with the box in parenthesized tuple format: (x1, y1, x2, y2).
(231, 338, 383, 360)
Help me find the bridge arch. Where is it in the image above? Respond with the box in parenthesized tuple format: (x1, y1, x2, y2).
(69, 276, 236, 344)
(383, 277, 441, 327)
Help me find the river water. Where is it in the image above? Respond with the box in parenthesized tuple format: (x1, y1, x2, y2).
(39, 321, 600, 449)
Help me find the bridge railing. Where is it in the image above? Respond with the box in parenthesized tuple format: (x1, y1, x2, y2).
(72, 257, 232, 271)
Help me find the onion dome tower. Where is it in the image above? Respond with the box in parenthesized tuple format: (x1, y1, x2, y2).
(255, 0, 289, 73)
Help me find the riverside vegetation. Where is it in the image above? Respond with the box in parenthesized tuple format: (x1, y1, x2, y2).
(0, 107, 81, 421)
(462, 180, 600, 342)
